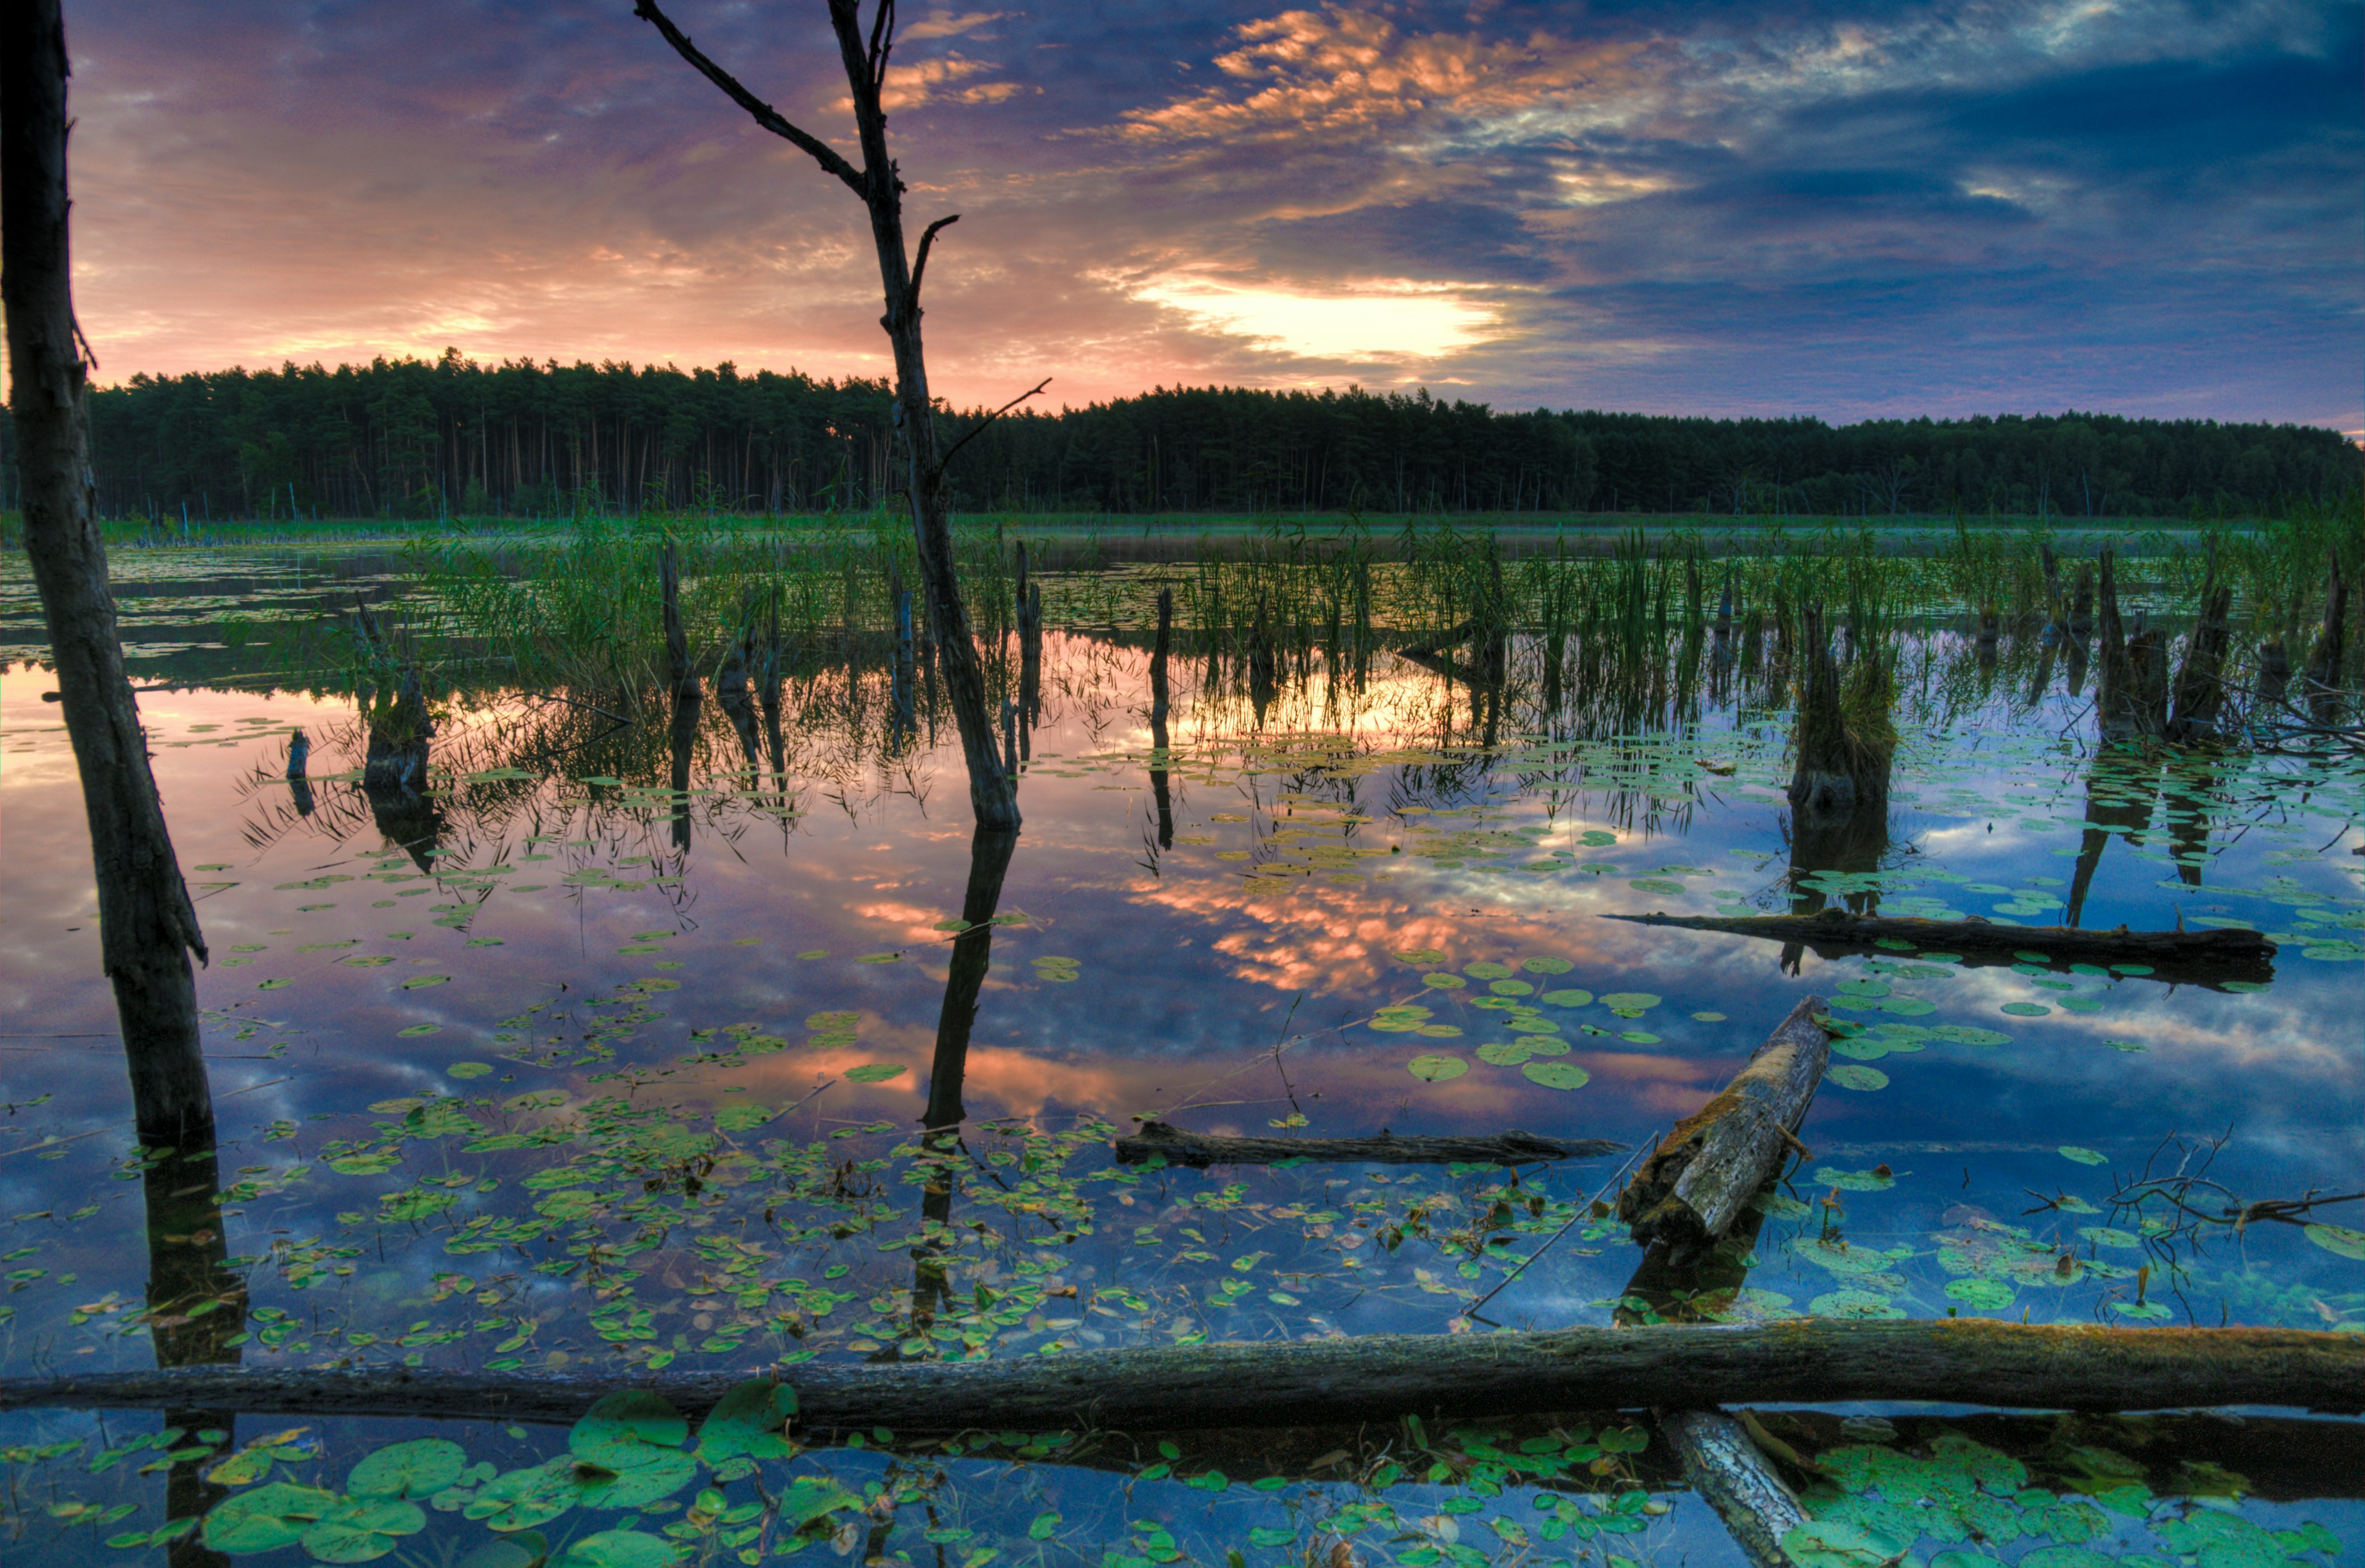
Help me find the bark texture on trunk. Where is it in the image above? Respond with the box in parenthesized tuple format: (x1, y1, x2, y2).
(1115, 1121, 1625, 1168)
(6, 1322, 2353, 1431)
(1617, 997, 1829, 1257)
(1660, 1408, 1805, 1568)
(2169, 562, 2233, 742)
(3, 0, 212, 1147)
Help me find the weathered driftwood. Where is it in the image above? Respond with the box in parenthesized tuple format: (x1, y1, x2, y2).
(1661, 1408, 1805, 1568)
(6, 1322, 2354, 1431)
(1114, 1121, 1625, 1169)
(1608, 908, 2275, 985)
(1617, 997, 1830, 1257)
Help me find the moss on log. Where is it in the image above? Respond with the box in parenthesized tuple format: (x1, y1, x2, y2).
(1617, 997, 1830, 1257)
(2, 1322, 2353, 1433)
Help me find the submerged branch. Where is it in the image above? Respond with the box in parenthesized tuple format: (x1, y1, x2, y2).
(1112, 1121, 1626, 1168)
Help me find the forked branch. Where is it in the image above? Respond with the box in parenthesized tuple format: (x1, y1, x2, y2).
(631, 1, 865, 193)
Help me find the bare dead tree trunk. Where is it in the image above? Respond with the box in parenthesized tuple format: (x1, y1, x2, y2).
(636, 0, 1022, 828)
(2, 0, 213, 1147)
(2169, 551, 2233, 742)
(660, 536, 700, 698)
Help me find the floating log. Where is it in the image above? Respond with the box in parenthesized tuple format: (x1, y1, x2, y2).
(1662, 1408, 1805, 1568)
(4, 1322, 2353, 1433)
(1617, 996, 1829, 1259)
(1114, 1121, 1625, 1168)
(1608, 908, 2275, 986)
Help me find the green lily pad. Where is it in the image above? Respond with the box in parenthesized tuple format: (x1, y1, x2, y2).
(564, 1531, 682, 1568)
(695, 1380, 797, 1463)
(1521, 956, 1573, 974)
(1521, 1061, 1590, 1090)
(1827, 1065, 1888, 1091)
(2000, 1002, 2049, 1017)
(1599, 992, 1660, 1012)
(570, 1391, 686, 1469)
(348, 1438, 467, 1500)
(2305, 1224, 2365, 1261)
(1394, 948, 1446, 964)
(1944, 1279, 2016, 1312)
(204, 1483, 339, 1554)
(463, 1463, 581, 1532)
(1540, 989, 1593, 1007)
(300, 1498, 426, 1563)
(447, 1062, 493, 1080)
(1407, 1054, 1468, 1081)
(1422, 972, 1467, 990)
(2058, 1146, 2107, 1166)
(843, 1064, 906, 1083)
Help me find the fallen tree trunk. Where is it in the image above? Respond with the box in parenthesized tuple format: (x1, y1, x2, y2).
(1662, 1408, 1805, 1568)
(1607, 909, 2274, 984)
(1617, 997, 1829, 1258)
(4, 1322, 2353, 1431)
(1114, 1121, 1625, 1168)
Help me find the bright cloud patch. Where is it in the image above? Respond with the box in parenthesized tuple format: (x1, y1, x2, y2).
(1131, 275, 1500, 362)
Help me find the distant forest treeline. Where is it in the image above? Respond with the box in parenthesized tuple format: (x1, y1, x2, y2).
(7, 351, 2356, 522)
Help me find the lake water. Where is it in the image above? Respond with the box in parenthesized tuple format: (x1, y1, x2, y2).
(2, 546, 2358, 1568)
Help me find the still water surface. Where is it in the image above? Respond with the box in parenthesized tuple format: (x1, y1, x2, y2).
(1, 549, 2358, 1567)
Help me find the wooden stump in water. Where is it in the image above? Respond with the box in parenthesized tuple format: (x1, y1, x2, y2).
(1617, 997, 1831, 1259)
(1786, 607, 1888, 828)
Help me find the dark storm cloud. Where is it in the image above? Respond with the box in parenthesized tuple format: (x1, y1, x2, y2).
(51, 0, 2363, 427)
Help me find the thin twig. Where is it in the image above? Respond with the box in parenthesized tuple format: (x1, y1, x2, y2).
(936, 378, 1051, 474)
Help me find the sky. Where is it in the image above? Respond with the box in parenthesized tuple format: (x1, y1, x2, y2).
(54, 0, 2365, 429)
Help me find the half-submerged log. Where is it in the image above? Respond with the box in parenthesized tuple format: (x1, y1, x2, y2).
(1608, 908, 2274, 986)
(1662, 1408, 1805, 1568)
(1114, 1121, 1625, 1168)
(1617, 997, 1829, 1259)
(6, 1321, 2353, 1431)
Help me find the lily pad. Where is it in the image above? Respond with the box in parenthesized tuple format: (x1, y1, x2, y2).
(1540, 989, 1594, 1007)
(2305, 1224, 2365, 1261)
(1394, 948, 1446, 964)
(204, 1483, 339, 1554)
(570, 1391, 687, 1469)
(300, 1498, 426, 1563)
(1598, 992, 1660, 1012)
(1407, 1054, 1468, 1081)
(2000, 1001, 2050, 1017)
(843, 1064, 906, 1083)
(1827, 1065, 1888, 1091)
(348, 1438, 467, 1500)
(1521, 1061, 1591, 1090)
(1521, 956, 1573, 974)
(2058, 1146, 2108, 1166)
(564, 1532, 683, 1568)
(695, 1379, 797, 1463)
(1944, 1279, 2016, 1312)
